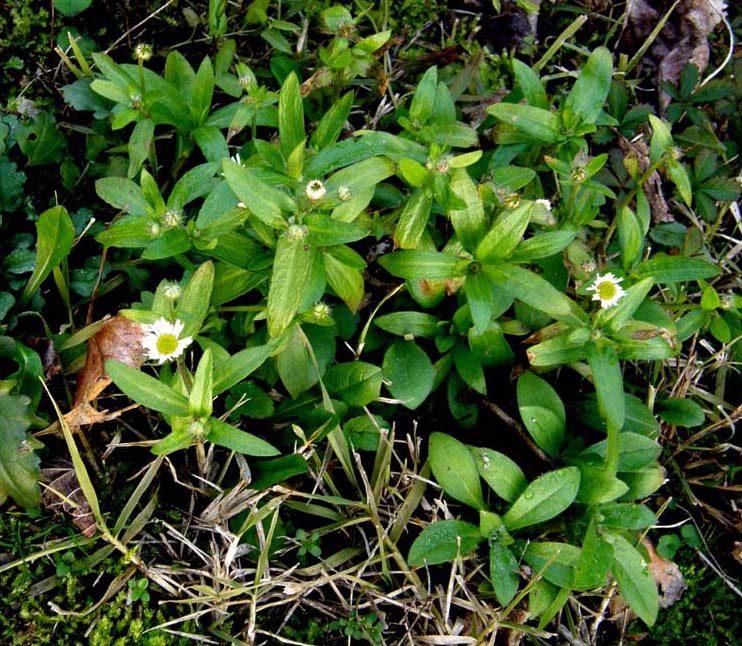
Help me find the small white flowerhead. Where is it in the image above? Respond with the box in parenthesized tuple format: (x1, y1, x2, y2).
(162, 283, 181, 301)
(162, 209, 182, 228)
(230, 152, 243, 165)
(149, 222, 161, 238)
(337, 185, 352, 201)
(134, 43, 153, 62)
(141, 318, 193, 364)
(535, 198, 552, 211)
(312, 302, 332, 321)
(305, 179, 326, 201)
(587, 272, 625, 309)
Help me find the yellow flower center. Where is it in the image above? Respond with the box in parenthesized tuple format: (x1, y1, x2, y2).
(597, 281, 617, 300)
(156, 333, 179, 355)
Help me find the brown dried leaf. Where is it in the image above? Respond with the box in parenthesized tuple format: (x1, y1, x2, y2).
(618, 133, 672, 223)
(73, 315, 146, 407)
(41, 463, 97, 537)
(642, 537, 686, 608)
(62, 315, 146, 429)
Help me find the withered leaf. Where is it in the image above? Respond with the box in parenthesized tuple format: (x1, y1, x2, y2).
(41, 463, 97, 538)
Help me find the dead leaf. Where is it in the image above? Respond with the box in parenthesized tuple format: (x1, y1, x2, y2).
(617, 132, 673, 223)
(64, 315, 145, 428)
(41, 463, 97, 537)
(642, 537, 686, 608)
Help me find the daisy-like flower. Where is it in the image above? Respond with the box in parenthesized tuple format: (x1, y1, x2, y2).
(141, 318, 193, 364)
(587, 272, 625, 309)
(305, 179, 326, 201)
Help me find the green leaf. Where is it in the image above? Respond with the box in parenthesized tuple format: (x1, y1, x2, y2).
(16, 112, 66, 166)
(517, 372, 565, 458)
(378, 250, 467, 280)
(222, 160, 294, 229)
(95, 177, 149, 217)
(207, 419, 279, 456)
(595, 277, 654, 333)
(324, 361, 382, 407)
(599, 503, 657, 530)
(510, 231, 576, 262)
(250, 454, 309, 489)
(586, 342, 625, 432)
(648, 114, 674, 164)
(0, 392, 40, 508)
(490, 542, 520, 606)
(191, 56, 215, 123)
(471, 447, 527, 504)
(188, 349, 213, 418)
(513, 58, 548, 110)
(311, 91, 354, 149)
(503, 467, 580, 531)
(564, 47, 613, 127)
(620, 465, 665, 501)
(278, 72, 305, 159)
(408, 520, 481, 566)
(176, 261, 214, 338)
(453, 342, 486, 394)
(576, 465, 629, 505)
(476, 202, 533, 261)
(394, 188, 433, 249)
(382, 340, 434, 409)
(617, 206, 643, 271)
(486, 264, 588, 328)
(54, 0, 93, 17)
(487, 103, 561, 143)
(606, 532, 658, 626)
(375, 312, 442, 338)
(573, 516, 613, 590)
(276, 324, 318, 398)
(447, 168, 485, 252)
(193, 126, 229, 162)
(398, 157, 429, 187)
(213, 343, 276, 396)
(306, 214, 368, 246)
(522, 542, 580, 588)
(20, 206, 75, 305)
(429, 432, 485, 510)
(656, 398, 705, 427)
(409, 66, 438, 127)
(580, 432, 661, 471)
(128, 118, 155, 179)
(267, 230, 314, 338)
(106, 360, 191, 416)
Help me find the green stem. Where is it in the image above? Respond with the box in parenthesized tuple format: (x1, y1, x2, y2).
(604, 419, 620, 479)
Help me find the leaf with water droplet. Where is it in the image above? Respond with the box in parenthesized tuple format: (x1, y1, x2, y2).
(503, 467, 580, 531)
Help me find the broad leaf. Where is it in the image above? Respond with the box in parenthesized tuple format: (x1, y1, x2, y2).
(607, 532, 659, 626)
(408, 520, 481, 566)
(0, 392, 40, 508)
(21, 205, 75, 305)
(503, 467, 580, 530)
(106, 360, 190, 416)
(517, 372, 566, 458)
(429, 432, 485, 510)
(207, 419, 279, 456)
(382, 340, 434, 409)
(471, 447, 527, 504)
(324, 361, 382, 407)
(586, 342, 625, 432)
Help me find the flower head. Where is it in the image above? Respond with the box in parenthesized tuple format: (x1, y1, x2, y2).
(162, 283, 181, 301)
(141, 318, 193, 364)
(305, 179, 326, 201)
(587, 272, 625, 309)
(134, 43, 153, 62)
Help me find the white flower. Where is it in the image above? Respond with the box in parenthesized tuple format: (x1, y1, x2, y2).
(535, 198, 552, 211)
(162, 283, 181, 300)
(163, 209, 182, 228)
(134, 43, 153, 61)
(230, 153, 243, 165)
(587, 272, 625, 309)
(337, 185, 352, 201)
(141, 318, 193, 364)
(305, 179, 326, 201)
